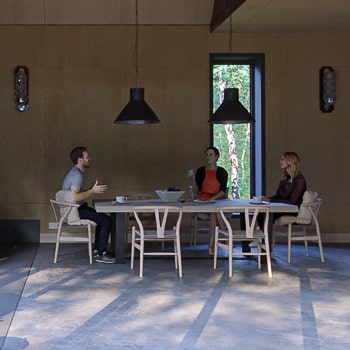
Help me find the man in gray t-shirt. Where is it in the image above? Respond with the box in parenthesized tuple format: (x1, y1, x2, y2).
(62, 146, 115, 264)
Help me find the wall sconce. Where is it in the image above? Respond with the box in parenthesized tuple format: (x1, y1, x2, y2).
(320, 66, 336, 113)
(15, 66, 29, 112)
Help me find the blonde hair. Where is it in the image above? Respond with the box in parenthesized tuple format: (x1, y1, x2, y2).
(281, 152, 301, 181)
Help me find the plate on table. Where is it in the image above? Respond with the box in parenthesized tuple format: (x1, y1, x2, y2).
(249, 201, 266, 205)
(194, 199, 216, 204)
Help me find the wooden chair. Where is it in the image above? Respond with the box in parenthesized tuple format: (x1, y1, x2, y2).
(190, 213, 210, 248)
(190, 189, 229, 248)
(50, 190, 96, 264)
(274, 191, 324, 263)
(125, 193, 155, 248)
(214, 206, 272, 278)
(130, 206, 183, 277)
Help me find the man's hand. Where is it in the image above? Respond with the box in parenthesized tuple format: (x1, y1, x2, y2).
(92, 180, 107, 194)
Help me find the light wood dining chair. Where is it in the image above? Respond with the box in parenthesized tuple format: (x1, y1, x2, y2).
(130, 206, 183, 277)
(50, 190, 96, 264)
(190, 213, 210, 248)
(214, 206, 272, 278)
(274, 191, 324, 263)
(190, 189, 229, 248)
(125, 193, 155, 249)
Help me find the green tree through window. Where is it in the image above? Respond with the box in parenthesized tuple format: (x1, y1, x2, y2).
(212, 64, 251, 199)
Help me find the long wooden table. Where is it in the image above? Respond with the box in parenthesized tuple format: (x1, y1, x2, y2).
(95, 199, 298, 263)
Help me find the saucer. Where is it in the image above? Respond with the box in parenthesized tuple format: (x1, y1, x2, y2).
(194, 199, 216, 204)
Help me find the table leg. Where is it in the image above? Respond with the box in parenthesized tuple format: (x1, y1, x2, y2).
(110, 212, 127, 264)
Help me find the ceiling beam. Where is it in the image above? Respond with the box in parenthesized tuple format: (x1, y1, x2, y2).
(210, 0, 247, 32)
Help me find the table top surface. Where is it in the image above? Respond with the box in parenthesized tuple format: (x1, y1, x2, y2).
(95, 199, 298, 213)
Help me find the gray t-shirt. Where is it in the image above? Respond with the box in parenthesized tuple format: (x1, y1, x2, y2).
(62, 166, 85, 205)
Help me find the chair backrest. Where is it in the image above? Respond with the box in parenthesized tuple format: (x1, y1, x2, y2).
(50, 198, 79, 226)
(127, 193, 156, 226)
(219, 206, 270, 238)
(305, 198, 322, 226)
(132, 206, 183, 238)
(52, 190, 96, 226)
(296, 190, 318, 224)
(55, 190, 82, 224)
(274, 191, 322, 227)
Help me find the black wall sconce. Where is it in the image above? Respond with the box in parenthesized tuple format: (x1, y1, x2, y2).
(15, 66, 29, 112)
(320, 66, 336, 113)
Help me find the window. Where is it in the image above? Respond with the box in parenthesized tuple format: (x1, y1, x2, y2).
(210, 54, 265, 199)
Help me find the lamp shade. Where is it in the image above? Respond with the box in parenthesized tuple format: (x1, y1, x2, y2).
(209, 88, 254, 124)
(114, 88, 160, 125)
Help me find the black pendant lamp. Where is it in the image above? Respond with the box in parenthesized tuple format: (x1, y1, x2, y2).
(114, 0, 160, 125)
(209, 15, 253, 125)
(209, 88, 254, 124)
(115, 88, 160, 124)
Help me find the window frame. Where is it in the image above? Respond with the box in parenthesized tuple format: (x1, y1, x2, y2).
(209, 53, 265, 198)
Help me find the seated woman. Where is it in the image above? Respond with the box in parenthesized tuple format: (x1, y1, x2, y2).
(260, 151, 307, 254)
(194, 146, 228, 255)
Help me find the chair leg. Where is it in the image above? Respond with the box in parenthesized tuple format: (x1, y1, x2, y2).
(228, 238, 233, 278)
(303, 227, 309, 256)
(257, 239, 261, 269)
(315, 222, 325, 262)
(54, 230, 61, 263)
(213, 228, 218, 270)
(88, 226, 92, 264)
(131, 228, 135, 270)
(318, 238, 325, 262)
(176, 237, 183, 278)
(264, 237, 272, 278)
(287, 223, 292, 264)
(139, 238, 144, 278)
(173, 240, 178, 270)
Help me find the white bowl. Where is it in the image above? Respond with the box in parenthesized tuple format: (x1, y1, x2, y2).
(155, 190, 185, 202)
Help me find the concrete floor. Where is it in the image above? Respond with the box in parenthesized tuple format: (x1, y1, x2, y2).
(1, 242, 350, 350)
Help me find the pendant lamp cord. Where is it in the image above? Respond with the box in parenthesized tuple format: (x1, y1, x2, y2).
(228, 15, 232, 53)
(134, 0, 139, 87)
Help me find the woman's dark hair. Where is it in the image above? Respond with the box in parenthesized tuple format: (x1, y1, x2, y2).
(70, 146, 87, 164)
(206, 146, 220, 158)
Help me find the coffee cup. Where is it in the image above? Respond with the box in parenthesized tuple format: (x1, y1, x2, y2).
(116, 196, 127, 203)
(252, 196, 262, 204)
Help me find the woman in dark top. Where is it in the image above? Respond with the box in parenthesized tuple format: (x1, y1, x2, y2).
(261, 151, 307, 255)
(193, 146, 228, 255)
(263, 151, 307, 205)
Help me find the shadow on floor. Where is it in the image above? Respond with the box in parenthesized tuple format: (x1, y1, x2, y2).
(0, 243, 38, 349)
(2, 242, 350, 349)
